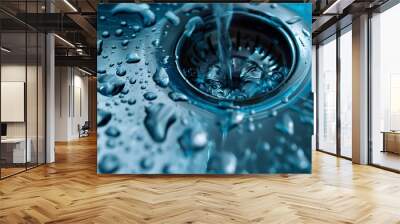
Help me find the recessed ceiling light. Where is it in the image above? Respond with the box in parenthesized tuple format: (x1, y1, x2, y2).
(1, 47, 11, 53)
(63, 0, 78, 12)
(54, 34, 75, 48)
(78, 67, 93, 76)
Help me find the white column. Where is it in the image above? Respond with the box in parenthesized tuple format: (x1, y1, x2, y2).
(46, 32, 55, 163)
(352, 14, 369, 164)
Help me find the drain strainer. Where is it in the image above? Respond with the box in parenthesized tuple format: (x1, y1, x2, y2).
(175, 11, 296, 105)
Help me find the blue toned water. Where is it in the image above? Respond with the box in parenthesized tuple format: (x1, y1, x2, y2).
(97, 3, 313, 174)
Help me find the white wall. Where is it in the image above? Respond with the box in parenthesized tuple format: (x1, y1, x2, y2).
(54, 67, 89, 141)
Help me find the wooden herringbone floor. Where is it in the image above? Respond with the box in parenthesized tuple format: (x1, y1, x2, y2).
(1, 135, 400, 224)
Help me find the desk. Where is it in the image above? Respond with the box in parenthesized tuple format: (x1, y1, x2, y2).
(1, 138, 31, 163)
(382, 131, 400, 154)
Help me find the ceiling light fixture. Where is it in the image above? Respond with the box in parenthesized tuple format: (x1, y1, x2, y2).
(1, 47, 11, 53)
(63, 0, 78, 12)
(54, 34, 75, 48)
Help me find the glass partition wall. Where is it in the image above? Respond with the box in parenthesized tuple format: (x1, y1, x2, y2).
(317, 35, 337, 155)
(339, 27, 352, 159)
(0, 1, 46, 179)
(316, 26, 353, 159)
(370, 3, 400, 171)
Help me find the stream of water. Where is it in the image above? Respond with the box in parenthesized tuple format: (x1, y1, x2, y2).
(212, 4, 234, 87)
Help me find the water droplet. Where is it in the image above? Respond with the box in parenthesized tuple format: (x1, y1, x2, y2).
(97, 109, 112, 127)
(218, 111, 245, 131)
(140, 157, 154, 170)
(102, 31, 110, 38)
(116, 66, 126, 76)
(282, 96, 289, 103)
(151, 39, 160, 47)
(165, 11, 180, 26)
(168, 92, 188, 102)
(106, 139, 117, 148)
(129, 77, 137, 84)
(105, 126, 121, 137)
(162, 164, 180, 174)
(143, 92, 157, 101)
(97, 68, 106, 74)
(97, 40, 103, 55)
(115, 28, 123, 36)
(275, 113, 294, 136)
(179, 128, 208, 157)
(121, 39, 129, 46)
(111, 3, 156, 27)
(259, 142, 271, 152)
(126, 53, 140, 63)
(207, 151, 237, 174)
(128, 98, 136, 105)
(248, 122, 256, 132)
(144, 103, 177, 142)
(302, 28, 310, 37)
(162, 56, 169, 65)
(98, 154, 120, 173)
(132, 25, 141, 32)
(121, 87, 129, 95)
(120, 20, 127, 27)
(286, 16, 301, 24)
(100, 15, 106, 21)
(153, 67, 169, 88)
(98, 74, 125, 97)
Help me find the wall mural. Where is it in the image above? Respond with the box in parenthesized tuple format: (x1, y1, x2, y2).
(97, 3, 313, 174)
